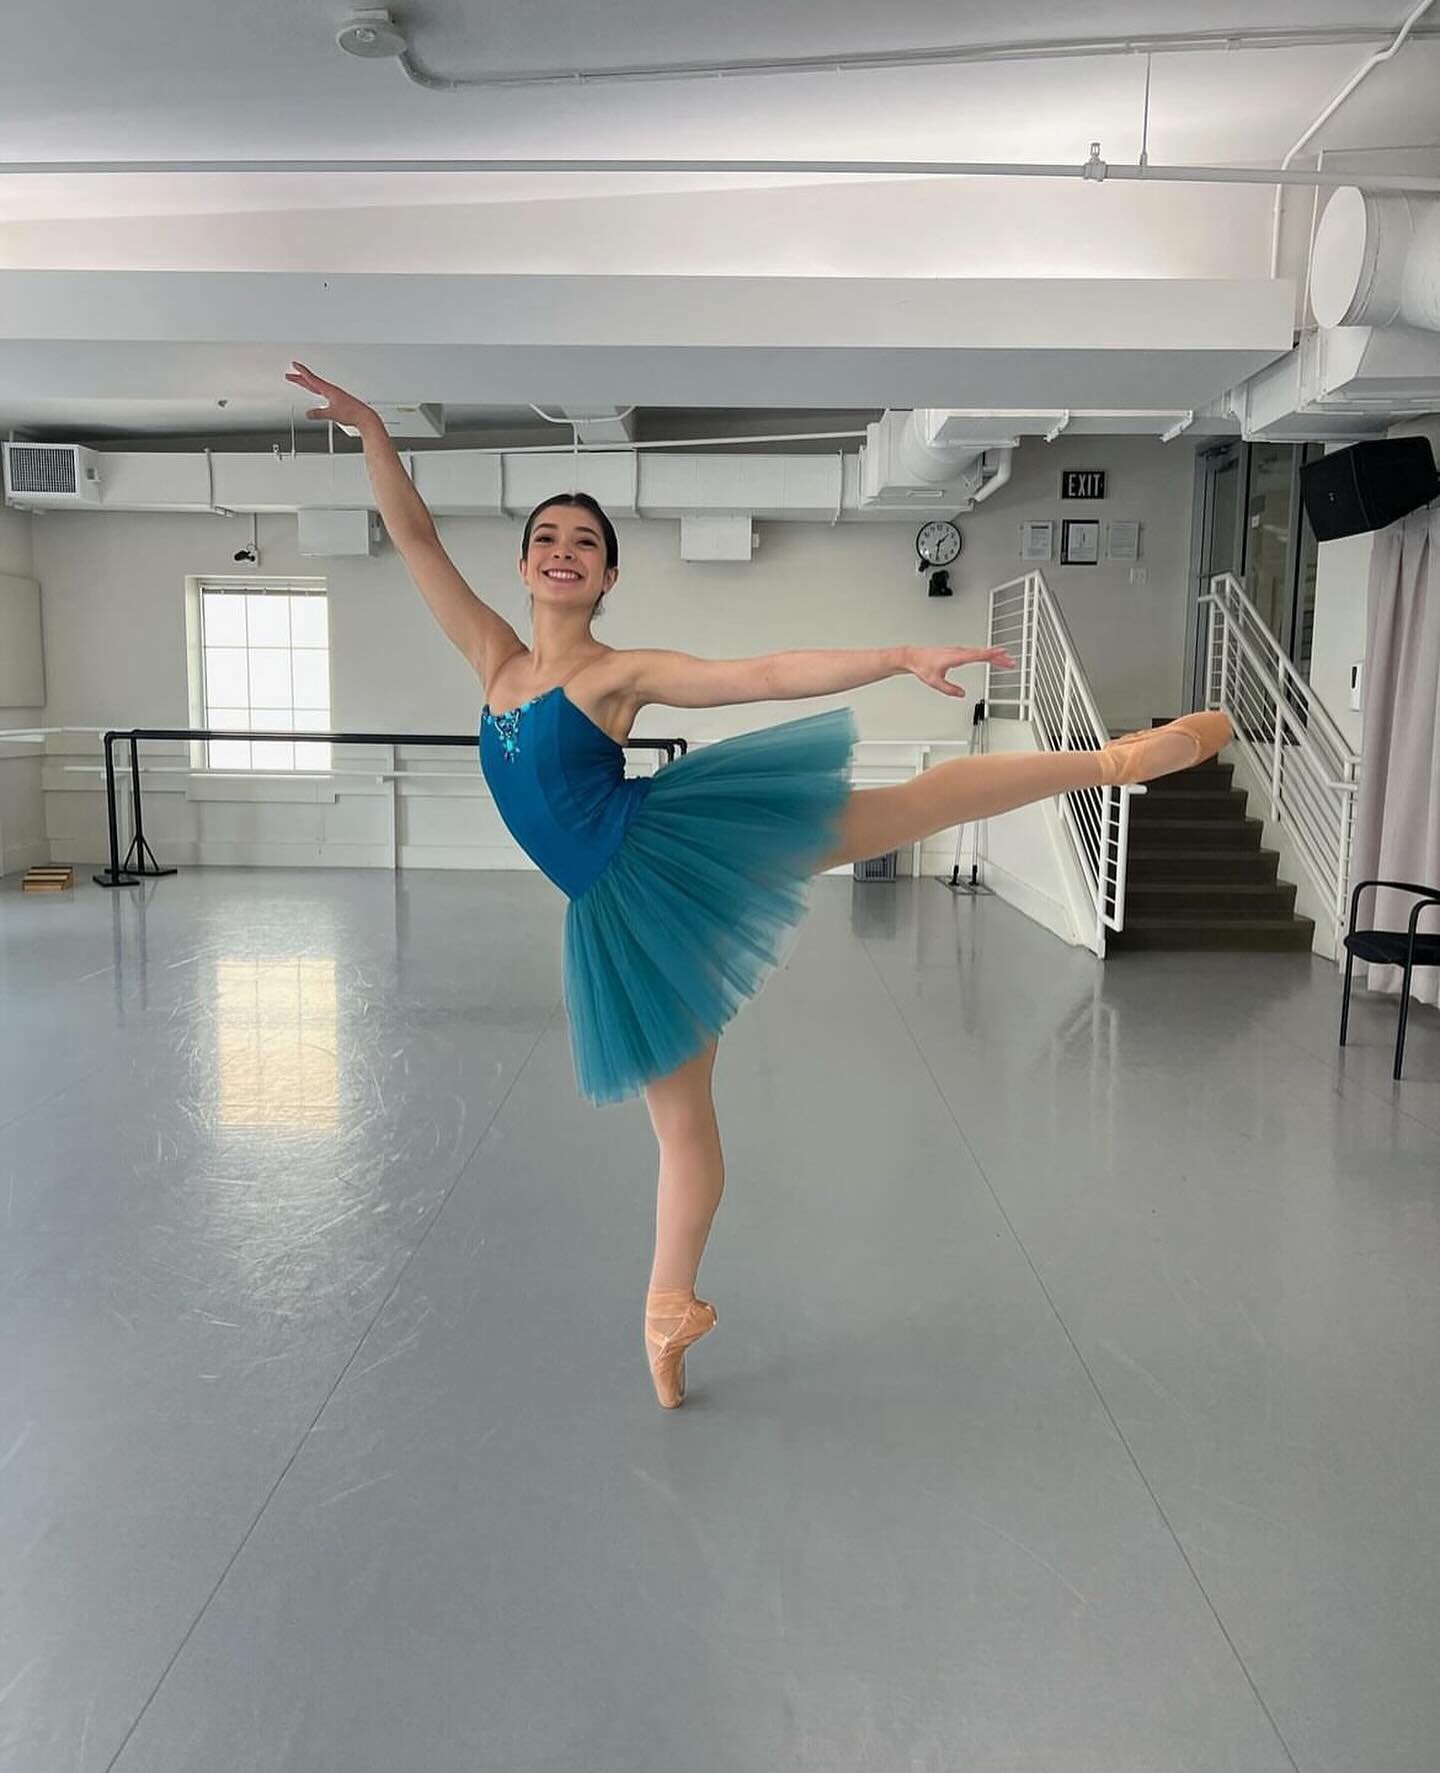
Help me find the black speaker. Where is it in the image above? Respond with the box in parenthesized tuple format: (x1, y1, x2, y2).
(1298, 437, 1439, 542)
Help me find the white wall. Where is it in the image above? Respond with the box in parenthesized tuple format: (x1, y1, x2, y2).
(954, 435, 1196, 732)
(0, 504, 32, 579)
(1309, 528, 1371, 752)
(0, 503, 45, 874)
(1307, 416, 1440, 755)
(28, 434, 1197, 871)
(974, 720, 1093, 951)
(1247, 416, 1440, 955)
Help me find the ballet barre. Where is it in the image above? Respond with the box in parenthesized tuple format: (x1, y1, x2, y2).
(24, 723, 971, 889)
(89, 724, 688, 888)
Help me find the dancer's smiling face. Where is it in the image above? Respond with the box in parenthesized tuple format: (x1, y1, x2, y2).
(519, 503, 618, 614)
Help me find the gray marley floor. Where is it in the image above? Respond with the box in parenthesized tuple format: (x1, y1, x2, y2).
(3, 867, 1439, 1773)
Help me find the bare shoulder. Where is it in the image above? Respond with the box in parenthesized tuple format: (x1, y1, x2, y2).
(568, 648, 646, 744)
(579, 647, 647, 698)
(481, 642, 532, 706)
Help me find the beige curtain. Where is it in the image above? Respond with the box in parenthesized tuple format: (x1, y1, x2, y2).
(1351, 504, 1440, 1007)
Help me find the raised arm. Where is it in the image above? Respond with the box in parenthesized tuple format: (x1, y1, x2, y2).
(284, 362, 522, 681)
(623, 644, 1015, 709)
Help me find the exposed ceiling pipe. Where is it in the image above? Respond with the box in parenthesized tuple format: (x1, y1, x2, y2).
(323, 14, 1440, 91)
(472, 428, 869, 455)
(1267, 0, 1439, 276)
(7, 155, 1440, 193)
(969, 452, 1012, 505)
(893, 411, 993, 485)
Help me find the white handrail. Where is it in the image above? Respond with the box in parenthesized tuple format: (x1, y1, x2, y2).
(1200, 572, 1359, 942)
(988, 571, 1136, 953)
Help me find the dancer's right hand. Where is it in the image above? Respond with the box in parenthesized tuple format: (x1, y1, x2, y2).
(285, 361, 376, 430)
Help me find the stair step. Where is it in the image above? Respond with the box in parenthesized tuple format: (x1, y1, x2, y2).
(1108, 914, 1316, 953)
(1144, 762, 1234, 793)
(1125, 880, 1298, 918)
(1129, 788, 1248, 822)
(1126, 817, 1264, 851)
(1125, 848, 1280, 884)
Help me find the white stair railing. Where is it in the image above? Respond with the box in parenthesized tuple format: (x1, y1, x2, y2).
(987, 572, 1136, 952)
(1200, 572, 1359, 943)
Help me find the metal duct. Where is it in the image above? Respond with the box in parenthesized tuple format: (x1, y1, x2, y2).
(860, 410, 1015, 509)
(1310, 189, 1440, 333)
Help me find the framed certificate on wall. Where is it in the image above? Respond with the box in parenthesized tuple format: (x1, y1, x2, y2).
(1107, 520, 1141, 560)
(1060, 519, 1100, 565)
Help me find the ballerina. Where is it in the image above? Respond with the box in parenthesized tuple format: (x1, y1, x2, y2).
(285, 362, 1233, 1409)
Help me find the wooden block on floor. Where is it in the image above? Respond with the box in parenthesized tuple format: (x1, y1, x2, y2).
(22, 865, 74, 893)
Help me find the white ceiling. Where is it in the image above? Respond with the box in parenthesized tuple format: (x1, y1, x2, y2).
(1, 2, 1436, 440)
(1, 0, 1437, 217)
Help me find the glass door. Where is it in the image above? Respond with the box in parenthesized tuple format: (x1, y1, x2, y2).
(1186, 441, 1249, 710)
(1184, 440, 1321, 709)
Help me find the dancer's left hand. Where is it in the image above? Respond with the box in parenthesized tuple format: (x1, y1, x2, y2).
(904, 645, 1017, 696)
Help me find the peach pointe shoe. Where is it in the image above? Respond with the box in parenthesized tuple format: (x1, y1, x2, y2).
(644, 1290, 718, 1409)
(1095, 710, 1234, 787)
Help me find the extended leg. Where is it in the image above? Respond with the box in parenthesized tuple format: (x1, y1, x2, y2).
(817, 746, 1106, 872)
(815, 717, 1221, 872)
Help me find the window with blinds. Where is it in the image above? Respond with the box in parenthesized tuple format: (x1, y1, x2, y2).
(198, 584, 331, 770)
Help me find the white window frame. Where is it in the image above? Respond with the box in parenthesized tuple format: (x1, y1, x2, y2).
(186, 577, 332, 773)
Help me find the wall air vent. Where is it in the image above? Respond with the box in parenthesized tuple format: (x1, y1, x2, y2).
(3, 443, 103, 506)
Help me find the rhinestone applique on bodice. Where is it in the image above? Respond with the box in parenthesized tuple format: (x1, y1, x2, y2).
(481, 690, 547, 763)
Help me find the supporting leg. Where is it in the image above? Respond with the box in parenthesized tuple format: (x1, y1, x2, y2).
(642, 1038, 724, 1294)
(641, 1039, 724, 1407)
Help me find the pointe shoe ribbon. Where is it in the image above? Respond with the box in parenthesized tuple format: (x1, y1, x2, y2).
(1096, 710, 1234, 787)
(644, 1293, 718, 1409)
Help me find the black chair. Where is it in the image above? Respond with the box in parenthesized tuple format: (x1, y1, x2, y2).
(1340, 879, 1440, 1080)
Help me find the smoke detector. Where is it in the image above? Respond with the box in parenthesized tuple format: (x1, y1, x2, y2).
(336, 10, 408, 59)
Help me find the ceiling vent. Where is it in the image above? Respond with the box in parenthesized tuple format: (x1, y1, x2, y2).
(3, 442, 103, 507)
(337, 403, 445, 439)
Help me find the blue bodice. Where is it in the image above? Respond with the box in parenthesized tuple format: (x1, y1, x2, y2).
(479, 686, 653, 900)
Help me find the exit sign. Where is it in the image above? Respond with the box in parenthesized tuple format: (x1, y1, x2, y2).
(1061, 470, 1106, 500)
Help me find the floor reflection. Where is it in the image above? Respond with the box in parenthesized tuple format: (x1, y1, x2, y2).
(215, 956, 339, 1129)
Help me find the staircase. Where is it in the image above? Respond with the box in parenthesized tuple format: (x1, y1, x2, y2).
(1108, 743, 1315, 952)
(984, 569, 1355, 959)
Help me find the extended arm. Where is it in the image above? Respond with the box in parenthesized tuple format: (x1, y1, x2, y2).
(623, 647, 906, 708)
(284, 362, 523, 679)
(623, 643, 1012, 709)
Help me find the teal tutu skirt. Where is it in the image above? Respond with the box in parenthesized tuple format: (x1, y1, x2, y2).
(563, 704, 858, 1104)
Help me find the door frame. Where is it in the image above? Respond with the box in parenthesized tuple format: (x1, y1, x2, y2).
(1183, 439, 1251, 713)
